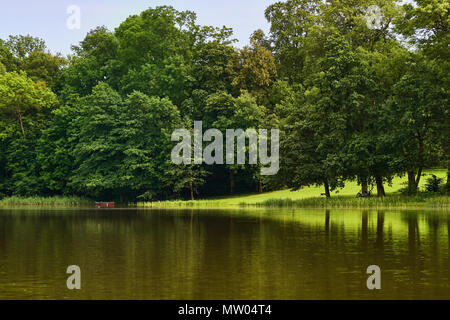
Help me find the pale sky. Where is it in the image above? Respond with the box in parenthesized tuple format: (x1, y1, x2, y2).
(0, 0, 278, 56)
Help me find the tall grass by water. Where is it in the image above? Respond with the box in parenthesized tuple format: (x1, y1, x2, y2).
(0, 196, 92, 207)
(254, 194, 450, 209)
(136, 200, 238, 208)
(139, 194, 450, 210)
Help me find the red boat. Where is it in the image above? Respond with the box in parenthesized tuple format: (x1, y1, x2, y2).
(95, 202, 115, 208)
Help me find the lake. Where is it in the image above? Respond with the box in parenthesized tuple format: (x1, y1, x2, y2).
(0, 208, 449, 299)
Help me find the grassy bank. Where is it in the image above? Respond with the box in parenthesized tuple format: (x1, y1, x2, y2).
(139, 194, 450, 209)
(0, 196, 92, 207)
(139, 169, 449, 209)
(255, 194, 449, 209)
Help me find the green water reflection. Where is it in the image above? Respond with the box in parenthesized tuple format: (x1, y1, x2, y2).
(0, 208, 449, 299)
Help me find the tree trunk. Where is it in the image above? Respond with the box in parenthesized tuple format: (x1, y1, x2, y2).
(416, 167, 423, 187)
(189, 181, 194, 201)
(408, 171, 418, 195)
(362, 211, 368, 242)
(324, 180, 331, 198)
(375, 176, 385, 198)
(446, 165, 450, 195)
(259, 181, 263, 193)
(361, 179, 369, 194)
(376, 211, 385, 246)
(229, 171, 234, 195)
(18, 112, 25, 138)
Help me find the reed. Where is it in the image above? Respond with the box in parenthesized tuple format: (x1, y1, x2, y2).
(137, 194, 450, 209)
(0, 196, 92, 207)
(252, 194, 450, 209)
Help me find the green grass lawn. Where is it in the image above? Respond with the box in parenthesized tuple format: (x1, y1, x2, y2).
(140, 169, 449, 209)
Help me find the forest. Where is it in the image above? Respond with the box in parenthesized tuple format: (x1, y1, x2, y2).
(0, 0, 448, 202)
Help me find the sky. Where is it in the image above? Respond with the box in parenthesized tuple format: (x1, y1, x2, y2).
(0, 0, 278, 56)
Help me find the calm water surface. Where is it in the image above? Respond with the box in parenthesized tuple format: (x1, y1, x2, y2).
(0, 208, 449, 299)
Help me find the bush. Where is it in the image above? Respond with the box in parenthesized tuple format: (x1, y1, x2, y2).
(398, 181, 409, 195)
(425, 175, 443, 193)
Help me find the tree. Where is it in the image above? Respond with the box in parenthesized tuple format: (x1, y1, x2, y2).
(0, 71, 57, 138)
(69, 84, 125, 198)
(204, 91, 265, 194)
(278, 85, 342, 197)
(118, 91, 182, 200)
(389, 55, 446, 194)
(5, 35, 46, 59)
(0, 39, 18, 72)
(268, 0, 407, 197)
(1, 35, 67, 91)
(70, 83, 183, 201)
(399, 0, 449, 58)
(398, 0, 450, 193)
(164, 160, 209, 201)
(0, 67, 57, 196)
(265, 0, 322, 83)
(61, 27, 120, 98)
(114, 7, 197, 105)
(0, 3, 447, 201)
(190, 26, 235, 96)
(37, 103, 80, 195)
(227, 30, 278, 105)
(21, 51, 67, 90)
(277, 32, 360, 197)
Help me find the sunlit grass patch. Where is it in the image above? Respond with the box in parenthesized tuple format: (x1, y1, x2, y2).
(140, 169, 448, 209)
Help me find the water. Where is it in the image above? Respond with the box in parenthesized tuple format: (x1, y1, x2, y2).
(0, 208, 449, 299)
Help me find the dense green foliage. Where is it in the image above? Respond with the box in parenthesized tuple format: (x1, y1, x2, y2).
(0, 2, 448, 202)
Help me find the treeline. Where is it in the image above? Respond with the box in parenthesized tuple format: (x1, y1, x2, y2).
(0, 1, 448, 202)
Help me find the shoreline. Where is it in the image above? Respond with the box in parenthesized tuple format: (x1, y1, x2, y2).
(0, 196, 92, 208)
(1, 170, 447, 210)
(1, 194, 449, 211)
(137, 195, 450, 210)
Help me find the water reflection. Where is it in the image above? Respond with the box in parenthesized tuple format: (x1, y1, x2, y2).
(0, 208, 449, 299)
(376, 211, 384, 247)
